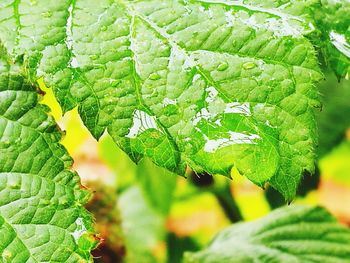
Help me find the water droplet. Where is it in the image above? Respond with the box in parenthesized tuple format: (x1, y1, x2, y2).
(178, 41, 186, 47)
(284, 38, 294, 48)
(242, 62, 256, 70)
(101, 25, 107, 31)
(59, 197, 69, 206)
(40, 199, 50, 206)
(111, 80, 121, 87)
(105, 107, 114, 114)
(1, 140, 11, 148)
(149, 72, 161, 80)
(89, 54, 98, 60)
(41, 11, 52, 18)
(9, 182, 20, 189)
(217, 62, 228, 71)
(2, 250, 12, 259)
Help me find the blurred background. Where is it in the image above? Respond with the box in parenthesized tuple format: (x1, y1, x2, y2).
(40, 72, 350, 263)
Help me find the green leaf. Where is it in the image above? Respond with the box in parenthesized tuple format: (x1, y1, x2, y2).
(184, 205, 350, 263)
(0, 0, 325, 199)
(98, 135, 137, 191)
(137, 158, 177, 215)
(316, 73, 350, 158)
(313, 0, 350, 79)
(119, 186, 165, 263)
(0, 51, 97, 262)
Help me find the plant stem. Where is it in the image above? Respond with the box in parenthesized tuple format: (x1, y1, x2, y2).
(213, 184, 243, 223)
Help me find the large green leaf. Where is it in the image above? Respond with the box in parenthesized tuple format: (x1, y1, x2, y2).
(184, 205, 350, 263)
(0, 51, 97, 262)
(0, 0, 329, 199)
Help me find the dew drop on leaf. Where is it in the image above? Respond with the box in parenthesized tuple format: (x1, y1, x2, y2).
(111, 80, 121, 87)
(284, 38, 294, 48)
(217, 62, 229, 71)
(9, 182, 20, 189)
(39, 199, 50, 207)
(59, 196, 69, 206)
(243, 61, 257, 70)
(41, 11, 52, 18)
(2, 250, 12, 260)
(89, 54, 98, 60)
(0, 140, 11, 148)
(149, 72, 161, 80)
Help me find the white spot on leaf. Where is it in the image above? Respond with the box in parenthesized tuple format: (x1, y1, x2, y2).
(71, 217, 87, 242)
(224, 102, 251, 116)
(126, 110, 162, 138)
(204, 132, 261, 153)
(65, 4, 74, 50)
(70, 57, 79, 68)
(163, 98, 177, 106)
(329, 31, 350, 58)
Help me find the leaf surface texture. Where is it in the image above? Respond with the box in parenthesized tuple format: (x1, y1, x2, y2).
(185, 205, 350, 263)
(0, 0, 332, 199)
(0, 51, 97, 262)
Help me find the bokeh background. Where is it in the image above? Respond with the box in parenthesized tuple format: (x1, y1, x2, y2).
(40, 72, 350, 263)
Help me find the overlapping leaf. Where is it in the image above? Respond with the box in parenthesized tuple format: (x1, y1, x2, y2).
(313, 0, 350, 79)
(0, 51, 97, 262)
(184, 205, 350, 263)
(0, 0, 329, 199)
(316, 74, 350, 158)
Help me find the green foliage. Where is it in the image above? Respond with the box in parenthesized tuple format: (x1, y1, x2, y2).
(313, 0, 350, 79)
(0, 51, 97, 262)
(0, 1, 349, 260)
(0, 0, 350, 262)
(1, 0, 343, 200)
(184, 205, 350, 263)
(137, 158, 177, 215)
(316, 74, 350, 158)
(167, 233, 200, 263)
(119, 186, 165, 263)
